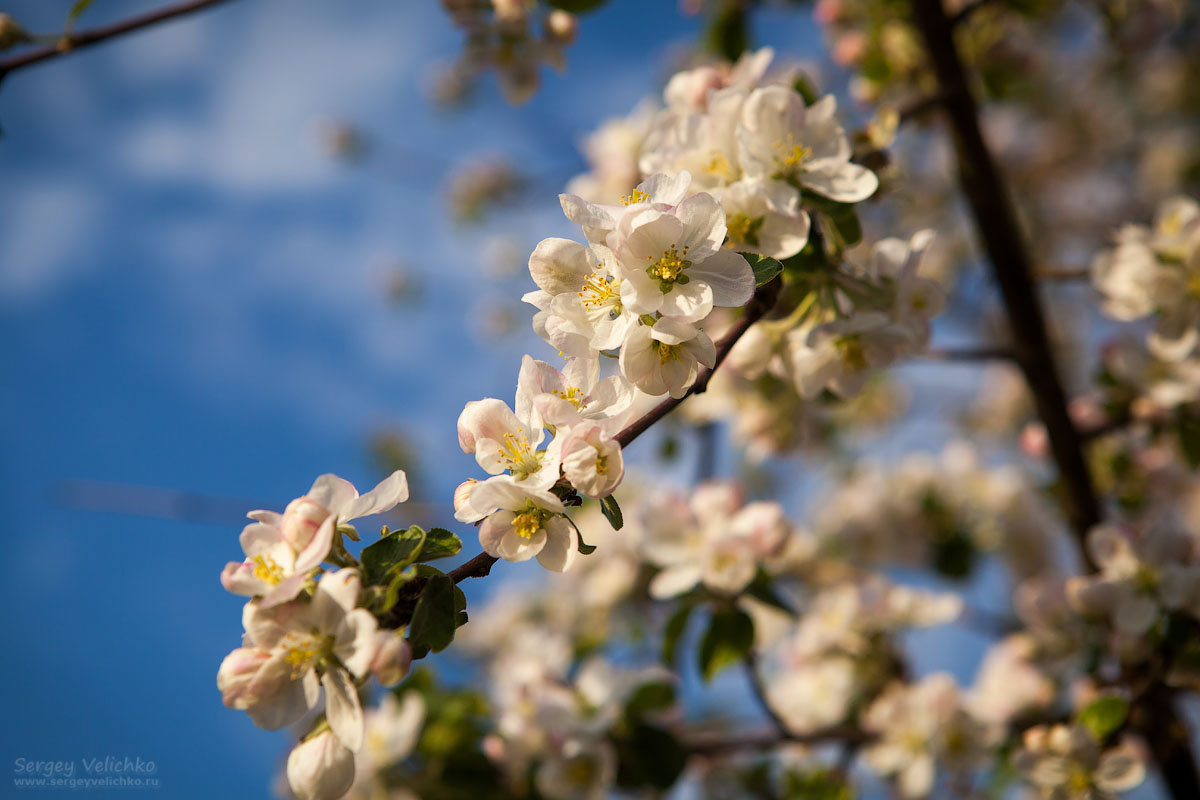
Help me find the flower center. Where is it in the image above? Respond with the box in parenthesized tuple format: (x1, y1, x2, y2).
(835, 335, 869, 372)
(595, 454, 609, 475)
(727, 213, 765, 248)
(705, 152, 737, 182)
(772, 136, 813, 179)
(652, 340, 683, 365)
(512, 503, 551, 539)
(251, 554, 285, 585)
(281, 632, 335, 679)
(499, 431, 542, 479)
(646, 245, 692, 292)
(620, 189, 650, 206)
(554, 386, 587, 410)
(578, 271, 623, 318)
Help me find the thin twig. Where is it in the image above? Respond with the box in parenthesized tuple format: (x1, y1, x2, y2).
(1036, 266, 1090, 282)
(922, 346, 1014, 362)
(0, 0, 239, 84)
(684, 724, 873, 756)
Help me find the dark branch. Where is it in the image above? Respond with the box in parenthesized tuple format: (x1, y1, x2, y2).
(684, 724, 873, 756)
(921, 345, 1014, 362)
(907, 0, 1102, 560)
(0, 0, 238, 84)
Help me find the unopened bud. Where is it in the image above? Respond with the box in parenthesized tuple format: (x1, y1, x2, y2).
(544, 10, 577, 43)
(371, 632, 413, 687)
(453, 479, 478, 515)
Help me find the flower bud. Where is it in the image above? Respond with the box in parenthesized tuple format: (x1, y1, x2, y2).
(216, 647, 272, 710)
(280, 496, 331, 551)
(286, 730, 355, 800)
(453, 479, 478, 515)
(544, 10, 577, 43)
(371, 632, 413, 687)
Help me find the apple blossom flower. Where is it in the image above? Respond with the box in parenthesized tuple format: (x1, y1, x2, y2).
(790, 311, 918, 398)
(559, 422, 625, 498)
(217, 569, 377, 750)
(619, 317, 716, 398)
(1014, 724, 1146, 799)
(639, 483, 788, 598)
(719, 177, 810, 258)
(737, 87, 878, 203)
(457, 396, 563, 491)
(1066, 523, 1200, 639)
(607, 191, 755, 318)
(220, 471, 409, 607)
(517, 355, 635, 436)
(455, 476, 578, 571)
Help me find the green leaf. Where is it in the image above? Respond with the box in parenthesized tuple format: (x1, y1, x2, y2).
(1078, 695, 1129, 741)
(1177, 408, 1200, 468)
(741, 252, 783, 287)
(704, 3, 748, 62)
(361, 525, 426, 584)
(546, 0, 607, 13)
(791, 73, 820, 106)
(625, 682, 676, 719)
(661, 604, 693, 667)
(408, 575, 457, 654)
(418, 527, 463, 562)
(67, 0, 94, 25)
(381, 568, 414, 612)
(614, 723, 688, 790)
(600, 495, 624, 530)
(697, 607, 755, 682)
(744, 571, 795, 615)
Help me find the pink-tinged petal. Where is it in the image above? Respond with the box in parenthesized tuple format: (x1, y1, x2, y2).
(247, 509, 282, 525)
(690, 249, 755, 307)
(468, 476, 565, 515)
(639, 171, 692, 205)
(245, 657, 315, 730)
(559, 194, 615, 230)
(498, 526, 547, 562)
(614, 208, 686, 262)
(802, 161, 878, 203)
(651, 317, 700, 345)
(341, 471, 409, 520)
(314, 568, 362, 619)
(307, 474, 359, 514)
(537, 517, 578, 572)
(674, 192, 726, 260)
(649, 565, 704, 599)
(221, 561, 266, 597)
(687, 331, 717, 368)
(238, 521, 284, 555)
(257, 573, 309, 609)
(217, 647, 271, 709)
(334, 608, 379, 679)
(661, 279, 714, 322)
(479, 510, 517, 556)
(322, 668, 365, 751)
(529, 237, 592, 296)
(517, 355, 566, 427)
(457, 398, 522, 454)
(293, 516, 335, 574)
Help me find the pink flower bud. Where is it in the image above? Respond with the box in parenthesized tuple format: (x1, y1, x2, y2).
(453, 479, 478, 515)
(280, 496, 331, 551)
(371, 632, 413, 687)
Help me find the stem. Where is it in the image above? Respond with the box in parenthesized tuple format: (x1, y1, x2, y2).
(907, 0, 1102, 558)
(921, 346, 1014, 362)
(0, 0, 239, 84)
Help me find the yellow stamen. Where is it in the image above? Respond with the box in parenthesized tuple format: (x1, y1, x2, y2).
(499, 431, 540, 477)
(620, 189, 650, 206)
(578, 271, 621, 310)
(251, 554, 285, 585)
(652, 340, 682, 365)
(512, 503, 550, 539)
(835, 335, 868, 372)
(553, 386, 586, 410)
(705, 152, 737, 182)
(647, 244, 691, 288)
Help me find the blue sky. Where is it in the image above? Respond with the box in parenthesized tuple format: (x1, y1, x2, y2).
(0, 1, 827, 796)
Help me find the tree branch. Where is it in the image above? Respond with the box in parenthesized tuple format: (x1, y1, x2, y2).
(907, 0, 1102, 559)
(921, 345, 1014, 362)
(0, 0, 239, 84)
(907, 1, 1200, 796)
